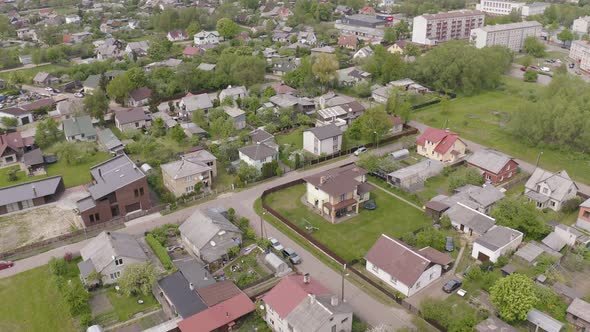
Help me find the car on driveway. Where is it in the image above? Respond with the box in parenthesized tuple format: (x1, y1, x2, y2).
(269, 237, 284, 251)
(282, 248, 302, 265)
(354, 146, 367, 156)
(445, 236, 454, 252)
(0, 260, 14, 270)
(443, 279, 462, 293)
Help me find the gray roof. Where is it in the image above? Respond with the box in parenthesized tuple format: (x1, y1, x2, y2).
(220, 85, 247, 98)
(174, 258, 216, 289)
(116, 107, 150, 125)
(157, 271, 209, 318)
(197, 63, 216, 71)
(250, 128, 274, 144)
(541, 232, 567, 251)
(80, 231, 147, 274)
(87, 154, 146, 199)
(453, 184, 505, 209)
(63, 116, 96, 138)
(467, 149, 514, 174)
(445, 202, 496, 234)
(181, 93, 213, 112)
(475, 317, 517, 332)
(97, 128, 124, 151)
(56, 99, 84, 116)
(305, 124, 342, 140)
(161, 150, 216, 179)
(33, 71, 51, 82)
(515, 241, 562, 262)
(23, 148, 44, 166)
(552, 282, 581, 301)
(475, 225, 522, 251)
(222, 106, 245, 118)
(388, 159, 444, 180)
(0, 176, 62, 206)
(525, 169, 577, 202)
(287, 294, 353, 332)
(567, 298, 590, 321)
(239, 143, 278, 161)
(83, 74, 100, 89)
(480, 21, 542, 32)
(78, 259, 95, 279)
(527, 309, 563, 332)
(76, 196, 96, 212)
(581, 198, 590, 208)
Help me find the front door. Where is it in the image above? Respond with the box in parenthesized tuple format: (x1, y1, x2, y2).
(477, 252, 490, 262)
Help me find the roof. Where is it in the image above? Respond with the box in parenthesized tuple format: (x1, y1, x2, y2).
(63, 116, 96, 138)
(475, 225, 522, 252)
(77, 259, 95, 279)
(416, 128, 463, 155)
(317, 106, 347, 120)
(452, 184, 506, 209)
(421, 9, 483, 20)
(161, 150, 216, 180)
(287, 294, 353, 332)
(552, 282, 581, 301)
(475, 317, 517, 332)
(365, 235, 434, 286)
(303, 163, 368, 197)
(0, 132, 25, 156)
(305, 124, 342, 140)
(541, 232, 567, 251)
(418, 247, 454, 266)
(86, 154, 146, 200)
(525, 169, 577, 202)
(388, 159, 444, 180)
(567, 298, 590, 321)
(181, 93, 213, 112)
(33, 71, 52, 82)
(83, 74, 100, 89)
(345, 14, 382, 24)
(0, 175, 62, 205)
(158, 271, 209, 318)
(581, 198, 590, 208)
(270, 82, 296, 94)
(467, 149, 515, 174)
(197, 63, 216, 71)
(239, 143, 277, 161)
(97, 128, 123, 151)
(527, 309, 563, 332)
(178, 292, 254, 332)
(220, 85, 247, 98)
(23, 148, 44, 166)
(263, 274, 330, 318)
(129, 87, 152, 102)
(196, 280, 242, 307)
(480, 21, 542, 32)
(249, 128, 274, 144)
(183, 46, 202, 56)
(115, 107, 150, 125)
(174, 258, 216, 289)
(80, 231, 147, 274)
(222, 106, 245, 118)
(445, 202, 496, 234)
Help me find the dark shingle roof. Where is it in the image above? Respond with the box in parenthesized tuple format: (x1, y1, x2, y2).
(158, 271, 209, 318)
(0, 176, 62, 206)
(305, 124, 342, 140)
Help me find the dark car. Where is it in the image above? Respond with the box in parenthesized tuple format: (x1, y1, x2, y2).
(445, 236, 454, 252)
(282, 248, 302, 265)
(443, 279, 462, 293)
(569, 63, 575, 69)
(0, 260, 14, 270)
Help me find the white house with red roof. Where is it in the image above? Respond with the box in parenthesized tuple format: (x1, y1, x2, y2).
(365, 234, 453, 297)
(262, 274, 354, 332)
(416, 127, 466, 163)
(178, 291, 254, 332)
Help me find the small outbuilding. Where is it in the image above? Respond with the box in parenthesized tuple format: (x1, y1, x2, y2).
(264, 252, 291, 276)
(527, 309, 564, 332)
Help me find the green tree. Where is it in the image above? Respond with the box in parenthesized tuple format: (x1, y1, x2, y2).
(524, 70, 538, 82)
(118, 263, 158, 296)
(490, 274, 538, 322)
(169, 125, 187, 143)
(354, 106, 393, 142)
(54, 141, 85, 165)
(557, 28, 574, 46)
(356, 153, 380, 173)
(186, 22, 200, 36)
(35, 118, 63, 148)
(448, 168, 485, 191)
(216, 18, 239, 39)
(126, 67, 148, 89)
(1, 117, 18, 128)
(523, 36, 546, 57)
(83, 89, 108, 123)
(148, 38, 173, 61)
(403, 43, 420, 57)
(236, 161, 259, 184)
(150, 118, 167, 137)
(383, 27, 397, 44)
(107, 74, 134, 104)
(311, 53, 339, 91)
(491, 197, 549, 240)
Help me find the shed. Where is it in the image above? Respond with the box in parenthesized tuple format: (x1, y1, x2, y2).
(140, 163, 152, 174)
(527, 309, 564, 332)
(265, 252, 291, 276)
(390, 149, 409, 160)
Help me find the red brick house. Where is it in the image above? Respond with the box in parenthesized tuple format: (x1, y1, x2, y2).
(577, 198, 590, 232)
(76, 154, 151, 226)
(466, 149, 519, 184)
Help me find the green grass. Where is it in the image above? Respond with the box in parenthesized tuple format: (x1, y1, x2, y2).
(0, 165, 46, 188)
(214, 164, 235, 190)
(0, 265, 77, 332)
(223, 249, 271, 288)
(46, 151, 111, 188)
(0, 64, 70, 82)
(276, 127, 306, 150)
(105, 288, 160, 322)
(515, 51, 568, 66)
(264, 184, 431, 261)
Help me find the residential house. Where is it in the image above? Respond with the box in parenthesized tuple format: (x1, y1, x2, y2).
(577, 198, 590, 232)
(0, 176, 64, 216)
(388, 115, 404, 134)
(387, 40, 409, 54)
(270, 82, 296, 95)
(65, 14, 81, 24)
(262, 274, 354, 332)
(16, 27, 38, 41)
(194, 31, 220, 45)
(566, 298, 590, 331)
(269, 94, 316, 114)
(250, 128, 275, 145)
(83, 75, 101, 94)
(182, 46, 204, 57)
(219, 85, 248, 102)
(444, 202, 496, 236)
(0, 106, 34, 126)
(272, 59, 298, 76)
(222, 106, 246, 130)
(76, 154, 152, 226)
(316, 106, 349, 130)
(23, 148, 46, 176)
(475, 317, 517, 332)
(303, 124, 343, 156)
(62, 116, 97, 142)
(167, 29, 188, 42)
(472, 225, 523, 262)
(389, 78, 430, 94)
(125, 41, 150, 58)
(95, 39, 125, 60)
(179, 93, 213, 118)
(63, 32, 92, 44)
(335, 5, 353, 16)
(181, 123, 208, 138)
(427, 184, 505, 217)
(337, 67, 371, 86)
(353, 46, 374, 59)
(115, 108, 152, 131)
(238, 142, 279, 171)
(161, 149, 217, 197)
(366, 234, 453, 297)
(303, 164, 374, 223)
(297, 30, 317, 45)
(541, 223, 582, 252)
(416, 128, 466, 162)
(272, 31, 292, 43)
(467, 149, 519, 185)
(78, 231, 148, 285)
(338, 35, 359, 50)
(470, 21, 542, 51)
(317, 92, 366, 119)
(97, 128, 125, 155)
(514, 241, 563, 265)
(179, 207, 242, 267)
(127, 87, 152, 107)
(387, 159, 444, 191)
(573, 16, 590, 35)
(32, 72, 59, 87)
(524, 169, 578, 211)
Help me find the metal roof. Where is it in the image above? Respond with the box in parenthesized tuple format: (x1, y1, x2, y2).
(527, 309, 563, 332)
(87, 154, 146, 199)
(0, 176, 63, 206)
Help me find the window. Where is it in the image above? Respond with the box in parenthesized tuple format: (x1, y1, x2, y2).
(583, 211, 590, 218)
(186, 186, 194, 193)
(115, 258, 123, 266)
(110, 271, 121, 280)
(331, 325, 336, 332)
(390, 276, 397, 284)
(543, 188, 548, 194)
(339, 193, 346, 202)
(551, 201, 556, 207)
(371, 263, 379, 273)
(134, 189, 139, 197)
(135, 122, 139, 128)
(341, 317, 349, 324)
(416, 281, 421, 288)
(506, 164, 511, 171)
(89, 213, 100, 223)
(139, 187, 144, 196)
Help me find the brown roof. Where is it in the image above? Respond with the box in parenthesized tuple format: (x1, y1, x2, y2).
(129, 87, 152, 102)
(115, 107, 150, 124)
(418, 247, 454, 266)
(21, 98, 55, 111)
(196, 280, 242, 307)
(0, 132, 25, 157)
(425, 200, 450, 212)
(303, 163, 367, 197)
(357, 182, 376, 194)
(338, 35, 358, 47)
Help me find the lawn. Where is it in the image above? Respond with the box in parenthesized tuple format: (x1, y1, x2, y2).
(46, 151, 111, 188)
(276, 127, 306, 150)
(105, 288, 160, 322)
(0, 265, 77, 332)
(413, 77, 590, 184)
(0, 165, 46, 188)
(264, 184, 431, 261)
(0, 64, 70, 82)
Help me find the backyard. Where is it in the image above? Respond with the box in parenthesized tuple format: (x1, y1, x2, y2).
(91, 287, 160, 327)
(0, 64, 70, 82)
(263, 183, 431, 261)
(222, 247, 272, 288)
(0, 165, 46, 188)
(45, 151, 111, 188)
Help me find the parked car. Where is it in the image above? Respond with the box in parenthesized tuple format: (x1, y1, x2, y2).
(540, 67, 551, 72)
(569, 63, 575, 69)
(74, 92, 84, 98)
(282, 248, 302, 265)
(354, 146, 367, 156)
(0, 260, 14, 270)
(445, 236, 454, 252)
(44, 87, 53, 91)
(268, 237, 284, 251)
(520, 66, 527, 72)
(443, 279, 462, 293)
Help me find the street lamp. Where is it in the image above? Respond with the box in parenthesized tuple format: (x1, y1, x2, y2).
(260, 210, 267, 239)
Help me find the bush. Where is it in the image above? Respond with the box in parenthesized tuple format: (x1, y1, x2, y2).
(79, 312, 92, 327)
(63, 252, 73, 262)
(228, 208, 236, 221)
(145, 234, 175, 271)
(245, 227, 256, 240)
(523, 70, 538, 82)
(236, 217, 250, 232)
(448, 167, 484, 192)
(63, 281, 91, 316)
(49, 257, 68, 276)
(561, 197, 581, 214)
(227, 246, 240, 259)
(149, 224, 179, 246)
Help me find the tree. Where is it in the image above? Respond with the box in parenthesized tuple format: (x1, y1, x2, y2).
(403, 43, 420, 57)
(107, 74, 134, 104)
(150, 118, 167, 137)
(520, 55, 534, 68)
(148, 38, 173, 61)
(217, 18, 239, 39)
(83, 90, 108, 123)
(354, 107, 393, 142)
(524, 36, 546, 58)
(35, 118, 63, 148)
(356, 153, 380, 173)
(54, 141, 85, 165)
(118, 263, 158, 296)
(311, 54, 339, 90)
(557, 28, 574, 46)
(491, 197, 549, 240)
(186, 22, 200, 36)
(383, 27, 397, 44)
(1, 117, 17, 128)
(448, 168, 484, 191)
(524, 70, 538, 82)
(490, 274, 538, 322)
(127, 67, 148, 89)
(236, 161, 259, 184)
(169, 125, 187, 143)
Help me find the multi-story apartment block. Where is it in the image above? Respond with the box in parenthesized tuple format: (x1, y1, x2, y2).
(470, 21, 542, 51)
(412, 10, 485, 45)
(476, 0, 525, 15)
(572, 16, 590, 35)
(570, 39, 590, 72)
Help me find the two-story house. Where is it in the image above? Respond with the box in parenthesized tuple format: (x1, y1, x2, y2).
(303, 124, 343, 156)
(194, 31, 220, 45)
(76, 154, 152, 226)
(366, 234, 453, 297)
(303, 164, 374, 223)
(167, 29, 188, 42)
(577, 198, 590, 232)
(78, 231, 148, 286)
(178, 92, 213, 119)
(238, 142, 279, 171)
(0, 132, 33, 166)
(524, 169, 578, 211)
(115, 107, 152, 131)
(416, 127, 466, 163)
(161, 149, 217, 197)
(467, 149, 519, 185)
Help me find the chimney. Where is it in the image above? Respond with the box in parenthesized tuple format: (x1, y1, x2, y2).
(330, 295, 339, 307)
(320, 176, 326, 185)
(303, 273, 310, 284)
(32, 185, 37, 197)
(189, 282, 195, 291)
(310, 294, 316, 303)
(98, 168, 102, 178)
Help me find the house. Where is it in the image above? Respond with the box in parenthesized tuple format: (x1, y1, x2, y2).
(416, 128, 466, 163)
(219, 85, 248, 102)
(0, 106, 34, 126)
(335, 5, 353, 16)
(194, 31, 220, 45)
(366, 234, 453, 297)
(181, 123, 208, 138)
(524, 169, 578, 211)
(115, 108, 152, 131)
(444, 202, 496, 236)
(127, 87, 152, 107)
(387, 159, 444, 191)
(179, 207, 242, 267)
(145, 59, 183, 71)
(0, 176, 64, 216)
(514, 241, 563, 265)
(303, 124, 343, 156)
(317, 92, 365, 119)
(577, 198, 590, 232)
(250, 128, 275, 145)
(197, 63, 216, 71)
(125, 41, 150, 58)
(262, 274, 354, 332)
(32, 72, 58, 87)
(388, 115, 404, 134)
(316, 106, 349, 130)
(222, 106, 246, 130)
(552, 282, 582, 305)
(337, 35, 359, 50)
(353, 46, 374, 59)
(23, 148, 46, 175)
(567, 298, 590, 331)
(53, 99, 83, 120)
(167, 29, 188, 42)
(76, 154, 152, 226)
(475, 317, 517, 332)
(62, 116, 97, 142)
(303, 164, 374, 223)
(97, 128, 125, 155)
(238, 142, 279, 171)
(527, 309, 564, 332)
(297, 30, 317, 45)
(95, 39, 125, 60)
(427, 184, 505, 217)
(270, 82, 296, 95)
(65, 14, 81, 24)
(269, 94, 316, 114)
(311, 46, 336, 55)
(179, 93, 213, 118)
(272, 59, 298, 76)
(336, 67, 371, 86)
(472, 225, 523, 262)
(467, 149, 519, 185)
(78, 231, 148, 285)
(161, 149, 217, 197)
(183, 46, 204, 57)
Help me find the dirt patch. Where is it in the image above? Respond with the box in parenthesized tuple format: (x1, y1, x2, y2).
(0, 204, 83, 252)
(90, 293, 114, 317)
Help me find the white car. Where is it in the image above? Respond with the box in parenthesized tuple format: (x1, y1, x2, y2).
(540, 67, 551, 72)
(74, 93, 84, 98)
(45, 87, 54, 91)
(354, 147, 367, 156)
(268, 237, 284, 251)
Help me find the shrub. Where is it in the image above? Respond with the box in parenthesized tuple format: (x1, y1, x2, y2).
(439, 215, 452, 230)
(145, 234, 175, 271)
(524, 70, 538, 82)
(63, 281, 91, 316)
(63, 252, 73, 262)
(561, 197, 581, 214)
(48, 257, 68, 276)
(228, 208, 236, 221)
(227, 246, 240, 259)
(245, 227, 256, 240)
(237, 217, 250, 232)
(79, 312, 92, 327)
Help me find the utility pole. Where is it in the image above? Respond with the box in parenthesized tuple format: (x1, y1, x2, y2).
(260, 210, 266, 239)
(341, 263, 347, 302)
(535, 151, 543, 169)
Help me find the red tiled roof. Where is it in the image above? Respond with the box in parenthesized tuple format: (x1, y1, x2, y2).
(0, 132, 25, 157)
(271, 82, 296, 94)
(183, 46, 202, 56)
(178, 292, 255, 332)
(263, 275, 330, 318)
(338, 35, 358, 47)
(416, 127, 462, 155)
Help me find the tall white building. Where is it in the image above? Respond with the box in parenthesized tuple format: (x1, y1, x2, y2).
(470, 21, 542, 51)
(521, 2, 550, 17)
(476, 0, 525, 15)
(572, 16, 590, 35)
(411, 10, 485, 45)
(570, 40, 590, 72)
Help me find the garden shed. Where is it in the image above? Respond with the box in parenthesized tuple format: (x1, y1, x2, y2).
(265, 253, 291, 276)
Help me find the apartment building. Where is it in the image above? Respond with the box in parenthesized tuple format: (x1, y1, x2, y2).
(412, 10, 485, 45)
(470, 21, 542, 51)
(572, 16, 590, 35)
(570, 39, 590, 72)
(476, 0, 525, 15)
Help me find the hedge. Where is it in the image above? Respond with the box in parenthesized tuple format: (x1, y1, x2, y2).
(146, 234, 175, 271)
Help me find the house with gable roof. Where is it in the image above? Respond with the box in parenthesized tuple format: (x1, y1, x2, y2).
(467, 149, 519, 184)
(444, 202, 496, 236)
(161, 149, 217, 197)
(416, 127, 466, 162)
(303, 124, 343, 156)
(471, 225, 523, 262)
(577, 198, 590, 232)
(238, 141, 279, 171)
(524, 169, 578, 211)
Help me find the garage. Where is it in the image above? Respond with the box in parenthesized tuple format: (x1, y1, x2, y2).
(477, 252, 490, 262)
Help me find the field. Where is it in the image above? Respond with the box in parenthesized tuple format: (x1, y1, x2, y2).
(264, 184, 431, 261)
(45, 151, 111, 188)
(0, 165, 46, 188)
(413, 77, 590, 184)
(276, 127, 306, 150)
(0, 64, 70, 83)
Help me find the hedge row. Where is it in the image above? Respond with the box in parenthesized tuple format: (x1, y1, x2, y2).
(145, 234, 175, 271)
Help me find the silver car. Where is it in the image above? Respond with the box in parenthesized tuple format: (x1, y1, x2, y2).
(282, 248, 302, 265)
(268, 237, 284, 251)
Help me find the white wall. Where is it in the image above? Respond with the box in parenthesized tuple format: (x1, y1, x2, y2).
(411, 16, 429, 45)
(306, 182, 331, 209)
(572, 18, 590, 35)
(238, 150, 276, 170)
(471, 233, 523, 262)
(366, 260, 442, 297)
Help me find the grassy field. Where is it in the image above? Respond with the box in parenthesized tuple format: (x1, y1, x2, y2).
(264, 184, 431, 261)
(105, 288, 160, 322)
(276, 127, 306, 150)
(0, 64, 70, 83)
(0, 165, 46, 188)
(413, 77, 590, 184)
(0, 265, 77, 332)
(46, 151, 111, 188)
